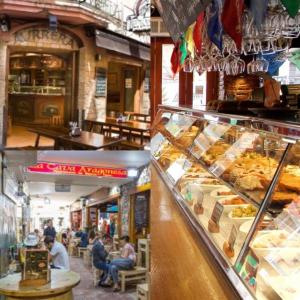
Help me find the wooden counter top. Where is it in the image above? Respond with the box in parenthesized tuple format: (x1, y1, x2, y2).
(0, 269, 80, 299)
(150, 165, 240, 300)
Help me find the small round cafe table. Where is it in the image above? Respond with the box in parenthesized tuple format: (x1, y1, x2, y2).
(0, 269, 80, 300)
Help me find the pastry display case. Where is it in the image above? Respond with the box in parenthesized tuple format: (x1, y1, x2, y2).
(151, 105, 300, 300)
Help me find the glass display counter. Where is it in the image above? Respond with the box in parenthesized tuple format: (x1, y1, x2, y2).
(151, 105, 300, 300)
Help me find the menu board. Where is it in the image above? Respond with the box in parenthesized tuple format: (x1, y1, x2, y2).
(22, 249, 50, 285)
(135, 194, 149, 230)
(155, 0, 212, 41)
(95, 68, 106, 97)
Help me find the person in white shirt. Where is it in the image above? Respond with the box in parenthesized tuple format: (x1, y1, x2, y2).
(44, 235, 70, 270)
(106, 235, 136, 292)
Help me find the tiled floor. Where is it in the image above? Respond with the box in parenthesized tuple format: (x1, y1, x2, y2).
(6, 126, 54, 148)
(70, 256, 136, 300)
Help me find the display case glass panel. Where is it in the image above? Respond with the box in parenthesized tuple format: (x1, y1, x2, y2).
(236, 142, 300, 300)
(189, 122, 288, 205)
(152, 106, 300, 299)
(175, 161, 259, 265)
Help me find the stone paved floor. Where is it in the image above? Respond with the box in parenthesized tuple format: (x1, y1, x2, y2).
(70, 257, 136, 300)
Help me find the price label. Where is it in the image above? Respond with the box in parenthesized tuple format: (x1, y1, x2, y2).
(211, 202, 224, 224)
(237, 249, 259, 292)
(195, 190, 204, 206)
(228, 225, 238, 250)
(166, 157, 191, 184)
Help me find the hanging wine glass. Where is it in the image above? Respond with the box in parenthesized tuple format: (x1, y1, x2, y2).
(183, 57, 194, 73)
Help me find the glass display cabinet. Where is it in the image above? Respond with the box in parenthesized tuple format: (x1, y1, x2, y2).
(151, 105, 300, 300)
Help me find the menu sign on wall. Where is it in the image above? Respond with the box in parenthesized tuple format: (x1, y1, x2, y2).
(135, 194, 149, 230)
(95, 68, 107, 97)
(155, 0, 212, 41)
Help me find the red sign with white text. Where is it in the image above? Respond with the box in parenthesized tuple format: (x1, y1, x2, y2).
(27, 163, 128, 178)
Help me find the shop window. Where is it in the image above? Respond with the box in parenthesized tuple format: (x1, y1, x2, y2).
(162, 44, 179, 106)
(193, 71, 207, 109)
(274, 60, 300, 84)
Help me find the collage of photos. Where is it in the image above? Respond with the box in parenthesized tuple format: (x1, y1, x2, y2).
(0, 0, 300, 300)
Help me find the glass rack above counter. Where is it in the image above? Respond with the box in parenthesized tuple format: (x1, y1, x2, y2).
(151, 105, 300, 300)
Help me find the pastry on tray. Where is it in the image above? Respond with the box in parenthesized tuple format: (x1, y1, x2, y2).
(279, 173, 300, 193)
(271, 191, 299, 206)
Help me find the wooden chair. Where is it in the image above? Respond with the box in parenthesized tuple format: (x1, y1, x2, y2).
(50, 115, 63, 125)
(78, 247, 87, 258)
(137, 283, 149, 300)
(92, 264, 103, 288)
(68, 243, 78, 257)
(83, 248, 92, 267)
(118, 239, 150, 292)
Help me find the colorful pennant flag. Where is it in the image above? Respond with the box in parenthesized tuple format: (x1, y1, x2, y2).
(170, 41, 180, 76)
(207, 0, 223, 50)
(185, 24, 196, 58)
(221, 0, 245, 50)
(193, 11, 205, 54)
(179, 35, 188, 65)
(280, 0, 300, 18)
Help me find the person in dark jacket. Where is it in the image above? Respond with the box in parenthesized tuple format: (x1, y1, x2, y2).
(92, 235, 110, 286)
(79, 228, 88, 248)
(43, 219, 56, 239)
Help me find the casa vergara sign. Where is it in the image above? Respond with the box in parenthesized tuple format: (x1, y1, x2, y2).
(14, 28, 78, 50)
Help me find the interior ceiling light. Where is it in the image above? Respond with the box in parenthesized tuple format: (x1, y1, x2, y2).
(10, 53, 24, 58)
(25, 53, 41, 57)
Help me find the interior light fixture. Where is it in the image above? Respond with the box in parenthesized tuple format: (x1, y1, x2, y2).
(128, 168, 138, 177)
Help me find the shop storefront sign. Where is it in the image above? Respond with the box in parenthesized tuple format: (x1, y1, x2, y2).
(127, 0, 150, 32)
(27, 163, 128, 178)
(14, 28, 77, 49)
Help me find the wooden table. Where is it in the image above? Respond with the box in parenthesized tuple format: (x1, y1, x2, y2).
(0, 269, 80, 300)
(28, 127, 123, 150)
(85, 117, 151, 145)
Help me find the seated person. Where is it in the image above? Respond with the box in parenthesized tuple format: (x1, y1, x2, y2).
(75, 229, 83, 238)
(79, 229, 88, 248)
(44, 235, 70, 270)
(92, 235, 110, 286)
(62, 233, 68, 248)
(88, 230, 97, 245)
(107, 235, 136, 292)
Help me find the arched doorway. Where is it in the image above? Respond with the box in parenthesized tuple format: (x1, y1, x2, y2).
(6, 26, 82, 147)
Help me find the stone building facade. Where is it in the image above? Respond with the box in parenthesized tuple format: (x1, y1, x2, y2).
(0, 0, 150, 145)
